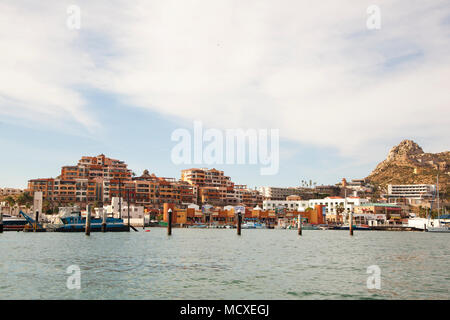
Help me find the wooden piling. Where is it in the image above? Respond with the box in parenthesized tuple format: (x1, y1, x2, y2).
(127, 190, 131, 232)
(167, 208, 172, 236)
(0, 212, 3, 233)
(85, 205, 91, 236)
(237, 212, 242, 236)
(349, 212, 353, 236)
(101, 209, 106, 233)
(298, 214, 302, 236)
(34, 210, 39, 232)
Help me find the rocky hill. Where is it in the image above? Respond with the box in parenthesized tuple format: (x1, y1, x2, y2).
(366, 140, 450, 196)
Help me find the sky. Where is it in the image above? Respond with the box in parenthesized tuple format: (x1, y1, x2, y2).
(0, 0, 449, 189)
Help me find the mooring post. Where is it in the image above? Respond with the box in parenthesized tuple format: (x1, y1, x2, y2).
(349, 212, 353, 236)
(0, 212, 3, 233)
(34, 210, 39, 232)
(101, 209, 107, 233)
(167, 208, 172, 236)
(237, 212, 242, 236)
(85, 205, 91, 236)
(298, 214, 302, 236)
(127, 189, 131, 232)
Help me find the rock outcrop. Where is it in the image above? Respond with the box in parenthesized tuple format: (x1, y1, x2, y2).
(367, 140, 450, 195)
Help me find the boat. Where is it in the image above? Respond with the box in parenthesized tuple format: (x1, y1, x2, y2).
(334, 224, 371, 231)
(286, 223, 320, 230)
(47, 207, 129, 232)
(1, 214, 28, 231)
(55, 215, 129, 232)
(301, 224, 320, 230)
(188, 224, 208, 228)
(242, 222, 266, 229)
(427, 225, 450, 233)
(426, 174, 450, 233)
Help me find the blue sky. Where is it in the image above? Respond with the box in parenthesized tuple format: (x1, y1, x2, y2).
(1, 1, 449, 189)
(0, 91, 378, 189)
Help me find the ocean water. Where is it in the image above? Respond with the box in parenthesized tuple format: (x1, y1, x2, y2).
(0, 228, 449, 300)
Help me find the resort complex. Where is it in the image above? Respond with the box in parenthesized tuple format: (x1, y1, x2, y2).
(0, 150, 447, 232)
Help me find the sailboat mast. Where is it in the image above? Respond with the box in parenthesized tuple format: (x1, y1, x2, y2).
(437, 174, 440, 225)
(437, 174, 440, 215)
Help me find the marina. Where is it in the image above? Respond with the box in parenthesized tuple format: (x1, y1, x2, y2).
(0, 228, 448, 300)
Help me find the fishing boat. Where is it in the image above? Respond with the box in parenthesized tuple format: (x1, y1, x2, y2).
(1, 214, 28, 231)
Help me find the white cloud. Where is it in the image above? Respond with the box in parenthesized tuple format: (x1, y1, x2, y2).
(1, 0, 449, 156)
(0, 2, 99, 132)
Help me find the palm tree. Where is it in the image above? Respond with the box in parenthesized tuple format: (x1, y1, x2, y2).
(17, 192, 33, 208)
(5, 196, 16, 215)
(336, 203, 345, 225)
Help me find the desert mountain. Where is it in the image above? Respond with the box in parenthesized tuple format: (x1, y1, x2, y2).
(366, 140, 450, 196)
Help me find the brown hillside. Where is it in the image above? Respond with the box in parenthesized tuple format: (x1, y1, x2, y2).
(366, 140, 450, 196)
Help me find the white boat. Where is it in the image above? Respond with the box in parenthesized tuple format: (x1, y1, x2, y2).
(426, 174, 450, 233)
(427, 226, 450, 233)
(242, 222, 266, 229)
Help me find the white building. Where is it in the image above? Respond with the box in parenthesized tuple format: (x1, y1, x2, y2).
(0, 188, 23, 196)
(387, 184, 436, 203)
(262, 200, 309, 211)
(105, 197, 145, 219)
(263, 197, 369, 215)
(309, 197, 368, 214)
(258, 186, 304, 200)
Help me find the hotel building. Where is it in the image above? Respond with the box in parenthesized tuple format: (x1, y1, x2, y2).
(181, 168, 262, 207)
(27, 155, 192, 209)
(386, 184, 436, 203)
(258, 186, 304, 200)
(263, 196, 369, 215)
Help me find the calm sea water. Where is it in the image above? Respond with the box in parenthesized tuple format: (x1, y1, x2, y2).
(0, 228, 449, 300)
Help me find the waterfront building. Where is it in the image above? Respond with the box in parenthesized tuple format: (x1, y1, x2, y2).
(262, 199, 310, 211)
(308, 197, 368, 215)
(181, 168, 262, 207)
(28, 154, 133, 205)
(386, 184, 436, 204)
(0, 187, 23, 197)
(388, 184, 436, 198)
(354, 203, 404, 217)
(27, 155, 195, 210)
(105, 197, 145, 219)
(263, 196, 369, 215)
(258, 186, 305, 200)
